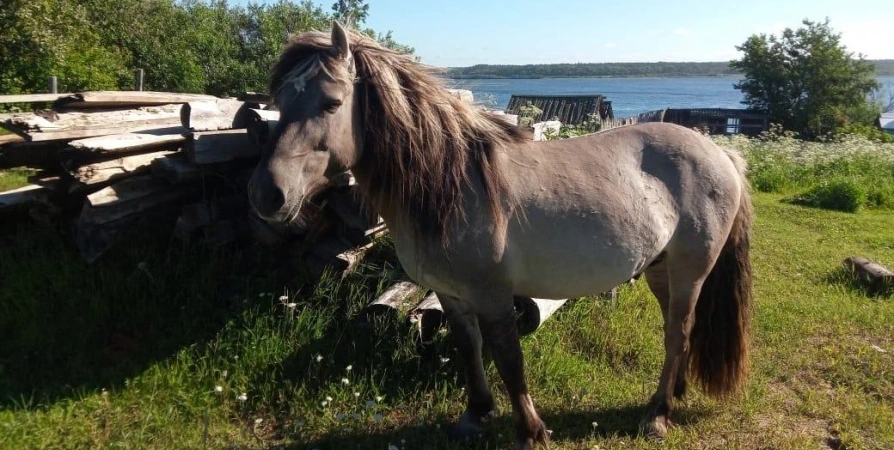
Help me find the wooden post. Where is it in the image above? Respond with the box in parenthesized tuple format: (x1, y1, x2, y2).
(48, 76, 57, 94)
(135, 69, 144, 91)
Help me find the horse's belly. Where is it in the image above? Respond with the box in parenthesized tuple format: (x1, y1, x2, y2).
(506, 211, 673, 299)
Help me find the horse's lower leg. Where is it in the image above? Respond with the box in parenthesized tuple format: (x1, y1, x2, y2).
(481, 314, 548, 450)
(645, 263, 690, 399)
(439, 295, 494, 437)
(640, 279, 702, 438)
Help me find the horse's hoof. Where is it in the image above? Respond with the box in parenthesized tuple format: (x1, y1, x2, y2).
(447, 411, 486, 440)
(639, 414, 673, 439)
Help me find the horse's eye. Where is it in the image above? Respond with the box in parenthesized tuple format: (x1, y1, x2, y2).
(324, 100, 342, 113)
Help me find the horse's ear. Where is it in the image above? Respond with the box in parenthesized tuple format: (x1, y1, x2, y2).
(331, 20, 350, 60)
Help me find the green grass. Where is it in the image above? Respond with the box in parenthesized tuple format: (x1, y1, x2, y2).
(1, 194, 892, 449)
(0, 168, 35, 192)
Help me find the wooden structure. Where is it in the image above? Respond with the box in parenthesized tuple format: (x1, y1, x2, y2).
(505, 94, 614, 125)
(662, 108, 768, 136)
(0, 90, 379, 267)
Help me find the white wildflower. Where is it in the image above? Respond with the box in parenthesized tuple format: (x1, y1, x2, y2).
(341, 378, 350, 385)
(254, 418, 263, 425)
(439, 357, 450, 364)
(376, 396, 384, 402)
(221, 370, 228, 378)
(284, 303, 297, 308)
(236, 393, 248, 401)
(316, 354, 323, 362)
(346, 365, 353, 371)
(326, 396, 333, 402)
(214, 385, 223, 393)
(321, 400, 328, 407)
(279, 295, 289, 302)
(354, 392, 360, 398)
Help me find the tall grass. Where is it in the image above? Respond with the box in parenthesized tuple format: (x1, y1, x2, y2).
(715, 132, 894, 212)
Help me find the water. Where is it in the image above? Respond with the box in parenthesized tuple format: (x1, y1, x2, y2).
(448, 76, 894, 118)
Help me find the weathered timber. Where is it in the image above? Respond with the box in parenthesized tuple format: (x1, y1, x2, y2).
(181, 99, 249, 131)
(0, 184, 48, 210)
(0, 93, 72, 104)
(239, 92, 272, 104)
(150, 153, 202, 184)
(364, 281, 425, 319)
(54, 91, 218, 109)
(1, 105, 185, 142)
(69, 132, 187, 154)
(246, 108, 279, 146)
(514, 297, 568, 335)
(407, 293, 446, 345)
(81, 175, 191, 225)
(67, 149, 177, 188)
(184, 129, 257, 164)
(843, 257, 894, 295)
(0, 134, 25, 146)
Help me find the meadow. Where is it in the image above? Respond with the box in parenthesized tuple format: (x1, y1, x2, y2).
(0, 135, 892, 450)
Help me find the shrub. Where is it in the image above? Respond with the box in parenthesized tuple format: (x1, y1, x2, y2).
(790, 178, 866, 212)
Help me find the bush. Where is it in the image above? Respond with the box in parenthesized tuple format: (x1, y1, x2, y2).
(789, 178, 866, 212)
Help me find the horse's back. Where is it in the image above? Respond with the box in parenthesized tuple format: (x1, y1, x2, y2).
(502, 122, 744, 298)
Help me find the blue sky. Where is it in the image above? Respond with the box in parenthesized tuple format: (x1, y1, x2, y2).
(238, 0, 893, 67)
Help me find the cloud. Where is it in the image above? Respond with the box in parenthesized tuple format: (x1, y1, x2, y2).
(605, 42, 617, 48)
(674, 28, 692, 37)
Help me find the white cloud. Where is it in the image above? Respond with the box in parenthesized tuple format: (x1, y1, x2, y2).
(674, 29, 692, 37)
(605, 42, 617, 48)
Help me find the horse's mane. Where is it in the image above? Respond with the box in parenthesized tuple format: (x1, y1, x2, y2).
(270, 30, 527, 244)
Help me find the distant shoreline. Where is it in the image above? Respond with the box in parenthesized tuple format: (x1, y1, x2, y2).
(447, 74, 743, 80)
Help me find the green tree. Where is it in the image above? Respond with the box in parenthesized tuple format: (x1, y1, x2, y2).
(731, 18, 881, 139)
(331, 0, 368, 28)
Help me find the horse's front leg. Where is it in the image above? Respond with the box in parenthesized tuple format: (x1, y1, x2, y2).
(480, 296, 549, 450)
(437, 294, 496, 438)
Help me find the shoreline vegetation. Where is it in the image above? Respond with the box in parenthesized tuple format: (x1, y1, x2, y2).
(445, 59, 894, 79)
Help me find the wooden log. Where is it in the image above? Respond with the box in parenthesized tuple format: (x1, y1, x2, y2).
(305, 237, 372, 277)
(1, 105, 185, 142)
(364, 281, 425, 320)
(54, 91, 218, 109)
(0, 184, 48, 210)
(0, 142, 65, 169)
(246, 108, 279, 147)
(69, 131, 187, 154)
(514, 297, 568, 335)
(0, 93, 72, 104)
(0, 134, 26, 146)
(181, 99, 249, 132)
(407, 292, 446, 345)
(81, 175, 191, 225)
(843, 257, 894, 295)
(184, 129, 257, 164)
(66, 149, 177, 188)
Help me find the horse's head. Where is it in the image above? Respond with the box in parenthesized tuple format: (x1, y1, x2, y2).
(249, 22, 360, 223)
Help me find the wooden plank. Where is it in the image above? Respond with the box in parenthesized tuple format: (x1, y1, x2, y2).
(0, 184, 47, 210)
(150, 153, 202, 184)
(0, 134, 25, 146)
(180, 99, 249, 131)
(82, 176, 190, 225)
(238, 92, 272, 104)
(364, 281, 425, 319)
(246, 108, 279, 147)
(184, 129, 257, 164)
(67, 149, 177, 187)
(0, 141, 65, 169)
(69, 132, 187, 154)
(54, 91, 219, 109)
(0, 93, 72, 104)
(2, 105, 185, 142)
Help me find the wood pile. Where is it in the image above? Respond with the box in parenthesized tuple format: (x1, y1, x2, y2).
(0, 90, 379, 270)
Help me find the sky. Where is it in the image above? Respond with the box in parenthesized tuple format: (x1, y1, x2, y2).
(238, 0, 893, 67)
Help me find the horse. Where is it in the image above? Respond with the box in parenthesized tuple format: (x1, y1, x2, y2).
(249, 22, 753, 450)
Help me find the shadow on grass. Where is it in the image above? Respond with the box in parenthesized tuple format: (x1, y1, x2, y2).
(0, 209, 307, 408)
(279, 403, 710, 450)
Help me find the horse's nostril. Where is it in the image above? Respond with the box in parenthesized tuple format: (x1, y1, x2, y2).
(249, 173, 286, 218)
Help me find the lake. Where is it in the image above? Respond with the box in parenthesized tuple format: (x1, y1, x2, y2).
(447, 76, 894, 118)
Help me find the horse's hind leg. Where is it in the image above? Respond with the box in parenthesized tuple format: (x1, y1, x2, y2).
(644, 259, 689, 399)
(479, 294, 548, 450)
(437, 294, 495, 438)
(640, 252, 715, 438)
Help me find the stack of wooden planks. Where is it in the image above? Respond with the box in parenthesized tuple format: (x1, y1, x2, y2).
(0, 90, 380, 269)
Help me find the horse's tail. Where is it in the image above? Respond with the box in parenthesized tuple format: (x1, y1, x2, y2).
(688, 147, 753, 397)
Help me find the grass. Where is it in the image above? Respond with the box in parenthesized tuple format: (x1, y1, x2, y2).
(0, 168, 36, 192)
(0, 192, 892, 450)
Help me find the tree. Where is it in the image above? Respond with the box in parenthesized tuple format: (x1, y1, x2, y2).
(331, 0, 368, 28)
(731, 19, 880, 139)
